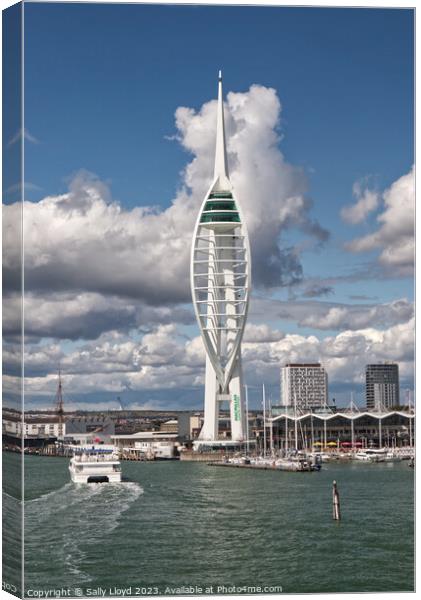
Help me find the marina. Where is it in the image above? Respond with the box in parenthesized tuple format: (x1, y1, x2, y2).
(207, 447, 413, 470)
(209, 460, 320, 472)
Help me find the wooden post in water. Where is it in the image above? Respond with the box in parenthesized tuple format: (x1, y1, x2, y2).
(332, 480, 341, 521)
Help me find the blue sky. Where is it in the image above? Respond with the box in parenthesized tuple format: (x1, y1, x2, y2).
(3, 2, 414, 410)
(23, 4, 413, 210)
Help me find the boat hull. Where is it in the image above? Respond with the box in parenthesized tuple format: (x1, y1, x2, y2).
(69, 470, 122, 484)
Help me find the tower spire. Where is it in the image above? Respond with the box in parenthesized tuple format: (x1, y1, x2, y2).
(214, 70, 229, 181)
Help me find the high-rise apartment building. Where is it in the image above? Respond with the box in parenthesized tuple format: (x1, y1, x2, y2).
(281, 363, 328, 410)
(365, 363, 400, 410)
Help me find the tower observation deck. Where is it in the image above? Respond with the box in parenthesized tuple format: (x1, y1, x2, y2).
(190, 72, 251, 443)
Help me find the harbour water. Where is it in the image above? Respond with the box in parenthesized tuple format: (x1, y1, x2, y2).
(3, 452, 415, 595)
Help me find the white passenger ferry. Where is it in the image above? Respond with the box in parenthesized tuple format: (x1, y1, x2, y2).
(69, 445, 122, 483)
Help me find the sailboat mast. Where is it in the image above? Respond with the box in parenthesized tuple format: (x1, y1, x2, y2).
(310, 409, 314, 450)
(263, 384, 266, 457)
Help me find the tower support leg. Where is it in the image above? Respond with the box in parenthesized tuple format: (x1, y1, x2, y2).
(199, 355, 219, 440)
(229, 358, 245, 442)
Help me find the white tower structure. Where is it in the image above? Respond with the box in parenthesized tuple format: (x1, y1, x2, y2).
(191, 72, 251, 443)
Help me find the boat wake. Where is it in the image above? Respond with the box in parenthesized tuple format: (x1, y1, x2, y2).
(25, 481, 143, 586)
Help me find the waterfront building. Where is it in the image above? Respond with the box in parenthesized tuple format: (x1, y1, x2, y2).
(159, 413, 192, 438)
(2, 411, 115, 448)
(159, 419, 179, 434)
(189, 414, 202, 438)
(281, 363, 328, 410)
(190, 72, 251, 444)
(366, 363, 400, 410)
(64, 416, 115, 444)
(3, 412, 64, 447)
(270, 407, 414, 452)
(111, 431, 179, 459)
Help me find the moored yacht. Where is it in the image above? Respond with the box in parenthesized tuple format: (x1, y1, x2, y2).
(69, 446, 122, 483)
(354, 448, 387, 462)
(384, 450, 403, 462)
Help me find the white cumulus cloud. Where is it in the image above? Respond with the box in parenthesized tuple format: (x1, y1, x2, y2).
(3, 317, 413, 404)
(344, 166, 414, 275)
(298, 298, 413, 331)
(341, 178, 380, 224)
(3, 84, 327, 316)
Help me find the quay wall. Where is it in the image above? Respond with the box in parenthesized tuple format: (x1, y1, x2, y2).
(180, 451, 226, 462)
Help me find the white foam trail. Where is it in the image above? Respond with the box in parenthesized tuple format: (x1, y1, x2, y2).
(25, 481, 144, 586)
